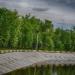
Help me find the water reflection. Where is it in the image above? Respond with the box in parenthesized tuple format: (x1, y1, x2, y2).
(4, 65, 75, 75)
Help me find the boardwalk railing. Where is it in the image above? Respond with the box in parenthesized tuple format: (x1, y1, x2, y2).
(0, 49, 74, 54)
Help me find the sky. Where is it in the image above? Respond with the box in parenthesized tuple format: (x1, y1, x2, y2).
(0, 0, 75, 24)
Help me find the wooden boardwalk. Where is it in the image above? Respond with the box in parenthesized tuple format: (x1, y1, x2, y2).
(0, 51, 75, 75)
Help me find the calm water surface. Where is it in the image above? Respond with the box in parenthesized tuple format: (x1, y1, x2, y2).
(4, 65, 75, 75)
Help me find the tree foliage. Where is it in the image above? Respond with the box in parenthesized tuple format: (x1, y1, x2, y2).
(0, 8, 75, 51)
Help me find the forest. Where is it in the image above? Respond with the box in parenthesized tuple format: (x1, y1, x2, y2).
(0, 8, 75, 51)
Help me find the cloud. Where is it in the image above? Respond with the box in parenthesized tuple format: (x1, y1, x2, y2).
(0, 0, 75, 24)
(17, 2, 30, 8)
(32, 7, 49, 12)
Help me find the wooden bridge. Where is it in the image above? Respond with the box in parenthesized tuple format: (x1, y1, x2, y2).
(0, 51, 75, 75)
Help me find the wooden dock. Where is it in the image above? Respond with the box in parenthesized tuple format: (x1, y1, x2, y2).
(0, 51, 75, 75)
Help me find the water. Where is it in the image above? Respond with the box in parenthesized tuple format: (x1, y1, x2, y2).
(4, 65, 75, 75)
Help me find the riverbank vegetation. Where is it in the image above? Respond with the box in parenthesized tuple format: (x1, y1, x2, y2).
(0, 8, 75, 51)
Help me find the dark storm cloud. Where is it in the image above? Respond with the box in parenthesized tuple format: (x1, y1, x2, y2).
(40, 0, 75, 9)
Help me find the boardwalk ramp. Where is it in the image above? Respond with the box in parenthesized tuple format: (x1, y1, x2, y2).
(0, 51, 75, 75)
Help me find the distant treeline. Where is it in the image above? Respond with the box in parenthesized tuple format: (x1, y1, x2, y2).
(0, 8, 75, 51)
